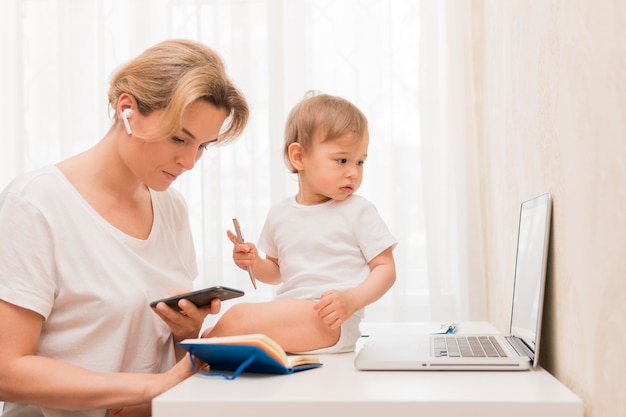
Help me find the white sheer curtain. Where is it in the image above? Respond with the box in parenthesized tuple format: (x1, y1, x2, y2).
(419, 1, 486, 320)
(0, 0, 478, 323)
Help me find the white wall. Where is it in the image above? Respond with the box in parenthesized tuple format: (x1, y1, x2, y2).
(471, 1, 626, 416)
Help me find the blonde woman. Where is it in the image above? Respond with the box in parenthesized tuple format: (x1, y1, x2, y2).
(0, 39, 248, 417)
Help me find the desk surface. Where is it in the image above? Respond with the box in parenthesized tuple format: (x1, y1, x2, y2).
(153, 322, 582, 417)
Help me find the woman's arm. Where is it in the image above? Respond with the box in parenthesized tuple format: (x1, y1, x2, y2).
(0, 300, 195, 411)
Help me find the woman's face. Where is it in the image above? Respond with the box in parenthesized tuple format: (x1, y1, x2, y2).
(122, 100, 228, 191)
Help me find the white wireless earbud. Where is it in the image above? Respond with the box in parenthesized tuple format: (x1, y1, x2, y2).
(121, 108, 133, 135)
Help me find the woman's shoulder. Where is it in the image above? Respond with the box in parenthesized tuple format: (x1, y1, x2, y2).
(3, 165, 61, 191)
(0, 166, 79, 226)
(2, 165, 69, 202)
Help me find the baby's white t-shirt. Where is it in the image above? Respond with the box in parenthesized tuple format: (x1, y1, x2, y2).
(258, 194, 397, 303)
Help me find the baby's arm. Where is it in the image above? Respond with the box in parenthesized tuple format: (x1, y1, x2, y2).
(314, 247, 396, 329)
(226, 230, 282, 285)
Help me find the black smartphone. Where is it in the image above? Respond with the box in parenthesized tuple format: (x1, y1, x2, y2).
(150, 286, 244, 310)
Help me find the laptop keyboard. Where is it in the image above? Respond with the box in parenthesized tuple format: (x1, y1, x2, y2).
(433, 335, 508, 358)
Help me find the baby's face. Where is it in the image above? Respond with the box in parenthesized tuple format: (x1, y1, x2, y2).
(297, 132, 369, 205)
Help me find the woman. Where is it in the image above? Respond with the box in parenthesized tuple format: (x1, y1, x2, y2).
(0, 39, 249, 417)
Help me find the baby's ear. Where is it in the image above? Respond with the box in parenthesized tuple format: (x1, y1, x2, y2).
(288, 142, 305, 171)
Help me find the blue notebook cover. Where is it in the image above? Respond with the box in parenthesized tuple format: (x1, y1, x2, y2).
(179, 335, 323, 379)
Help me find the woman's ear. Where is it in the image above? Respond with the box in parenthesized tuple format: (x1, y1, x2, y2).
(116, 93, 136, 121)
(288, 142, 305, 171)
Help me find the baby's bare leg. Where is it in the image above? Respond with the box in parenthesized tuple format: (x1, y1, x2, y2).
(205, 299, 340, 352)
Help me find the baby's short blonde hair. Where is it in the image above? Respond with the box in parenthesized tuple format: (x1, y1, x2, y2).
(283, 91, 368, 173)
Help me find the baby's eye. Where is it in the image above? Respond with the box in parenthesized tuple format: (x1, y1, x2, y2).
(337, 158, 348, 164)
(357, 160, 365, 166)
(171, 136, 185, 144)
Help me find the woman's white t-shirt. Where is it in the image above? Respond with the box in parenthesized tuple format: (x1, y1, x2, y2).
(0, 165, 198, 417)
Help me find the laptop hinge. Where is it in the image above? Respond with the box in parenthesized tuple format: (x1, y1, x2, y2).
(506, 336, 535, 362)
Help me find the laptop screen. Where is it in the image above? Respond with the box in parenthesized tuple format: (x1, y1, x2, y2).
(509, 193, 552, 358)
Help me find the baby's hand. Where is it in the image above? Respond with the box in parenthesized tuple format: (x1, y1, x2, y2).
(314, 290, 356, 329)
(226, 230, 258, 271)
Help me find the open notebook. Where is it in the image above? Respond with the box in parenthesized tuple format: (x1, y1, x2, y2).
(355, 193, 552, 371)
(179, 333, 322, 379)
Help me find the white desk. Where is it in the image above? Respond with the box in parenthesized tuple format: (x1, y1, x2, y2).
(153, 322, 582, 417)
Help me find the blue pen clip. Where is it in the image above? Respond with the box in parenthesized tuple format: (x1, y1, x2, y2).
(440, 321, 458, 334)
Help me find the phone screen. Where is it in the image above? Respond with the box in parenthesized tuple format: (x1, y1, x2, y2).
(150, 286, 244, 309)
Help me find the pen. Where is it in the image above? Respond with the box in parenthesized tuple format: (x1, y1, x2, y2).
(232, 218, 257, 290)
(444, 322, 458, 334)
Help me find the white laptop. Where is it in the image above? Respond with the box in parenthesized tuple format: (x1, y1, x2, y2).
(355, 193, 552, 371)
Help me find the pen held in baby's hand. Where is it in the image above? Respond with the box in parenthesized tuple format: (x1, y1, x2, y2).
(232, 218, 257, 290)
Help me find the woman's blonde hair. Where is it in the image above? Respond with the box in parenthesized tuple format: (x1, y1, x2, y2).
(283, 91, 368, 173)
(108, 39, 248, 143)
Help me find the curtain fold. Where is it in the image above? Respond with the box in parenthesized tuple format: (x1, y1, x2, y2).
(0, 0, 478, 323)
(419, 0, 485, 321)
(1, 0, 24, 185)
(463, 0, 488, 320)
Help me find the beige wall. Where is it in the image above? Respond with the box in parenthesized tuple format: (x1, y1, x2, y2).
(471, 1, 626, 416)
